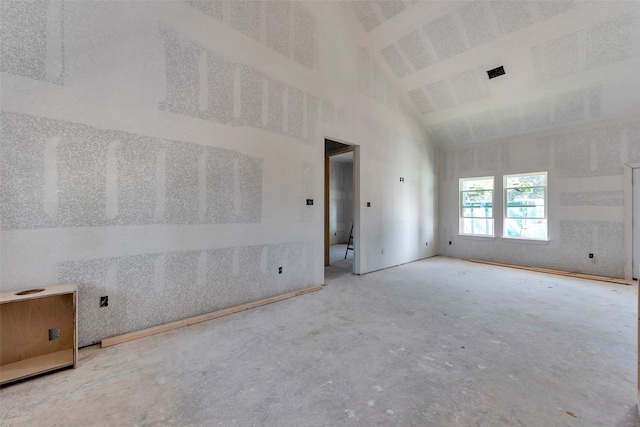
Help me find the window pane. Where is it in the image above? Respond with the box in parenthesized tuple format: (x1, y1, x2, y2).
(504, 218, 547, 239)
(462, 218, 494, 235)
(461, 178, 493, 191)
(506, 188, 545, 207)
(462, 207, 492, 218)
(506, 206, 544, 219)
(506, 174, 545, 188)
(461, 190, 493, 207)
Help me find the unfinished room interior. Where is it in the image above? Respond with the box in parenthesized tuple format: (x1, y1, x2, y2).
(1, 0, 639, 425)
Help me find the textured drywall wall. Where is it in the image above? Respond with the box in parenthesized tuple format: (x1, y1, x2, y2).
(439, 116, 640, 278)
(0, 1, 437, 346)
(329, 158, 354, 245)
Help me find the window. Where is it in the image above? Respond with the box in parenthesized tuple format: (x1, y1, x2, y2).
(459, 176, 494, 236)
(504, 172, 547, 240)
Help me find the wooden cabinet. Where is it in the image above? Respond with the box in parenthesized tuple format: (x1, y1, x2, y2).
(0, 284, 77, 385)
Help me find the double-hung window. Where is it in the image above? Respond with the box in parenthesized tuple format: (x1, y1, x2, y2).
(459, 176, 494, 236)
(504, 172, 547, 240)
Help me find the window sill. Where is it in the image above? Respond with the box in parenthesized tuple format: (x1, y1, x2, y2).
(459, 234, 497, 241)
(502, 237, 550, 245)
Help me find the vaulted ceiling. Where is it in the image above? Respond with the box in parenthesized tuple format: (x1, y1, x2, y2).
(348, 0, 640, 148)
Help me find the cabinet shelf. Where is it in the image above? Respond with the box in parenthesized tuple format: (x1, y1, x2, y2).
(0, 284, 77, 385)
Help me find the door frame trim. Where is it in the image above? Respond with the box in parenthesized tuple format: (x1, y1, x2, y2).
(624, 162, 640, 280)
(324, 139, 358, 273)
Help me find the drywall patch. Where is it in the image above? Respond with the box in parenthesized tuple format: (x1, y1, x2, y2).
(398, 30, 432, 72)
(425, 80, 455, 111)
(587, 86, 602, 119)
(116, 134, 159, 225)
(408, 88, 433, 115)
(494, 106, 522, 136)
(477, 145, 498, 172)
(449, 69, 491, 105)
(56, 124, 108, 227)
(287, 86, 304, 139)
(207, 54, 236, 125)
(376, 0, 405, 20)
(626, 121, 640, 161)
(531, 32, 579, 83)
(457, 1, 495, 48)
(59, 242, 313, 347)
(189, 0, 223, 21)
(228, 0, 261, 41)
(1, 0, 64, 84)
(467, 111, 499, 141)
(267, 78, 285, 134)
(584, 13, 633, 71)
(422, 14, 466, 61)
(349, 1, 381, 32)
(164, 141, 200, 224)
(592, 126, 623, 176)
(534, 137, 552, 167)
(305, 94, 320, 146)
(266, 0, 290, 57)
(427, 122, 452, 146)
(490, 0, 532, 34)
(58, 257, 121, 346)
(456, 148, 475, 175)
(236, 156, 263, 223)
(1, 112, 263, 229)
(1, 113, 52, 229)
(560, 191, 624, 206)
(553, 89, 585, 125)
(555, 133, 591, 179)
(238, 65, 266, 128)
(322, 100, 335, 126)
(521, 98, 551, 130)
(293, 3, 315, 69)
(161, 27, 201, 118)
(446, 117, 472, 144)
(380, 44, 411, 78)
(162, 251, 200, 323)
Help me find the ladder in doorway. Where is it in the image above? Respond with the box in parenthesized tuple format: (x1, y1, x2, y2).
(345, 224, 354, 259)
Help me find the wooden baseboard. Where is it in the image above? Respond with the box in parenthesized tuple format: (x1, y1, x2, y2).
(463, 258, 633, 286)
(101, 286, 324, 348)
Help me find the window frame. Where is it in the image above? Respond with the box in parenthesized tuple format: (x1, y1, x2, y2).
(503, 171, 548, 241)
(459, 176, 495, 237)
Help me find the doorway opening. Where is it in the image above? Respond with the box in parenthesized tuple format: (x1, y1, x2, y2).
(325, 139, 358, 279)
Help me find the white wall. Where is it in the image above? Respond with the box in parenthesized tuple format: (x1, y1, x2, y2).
(439, 115, 640, 278)
(0, 1, 438, 346)
(329, 158, 353, 245)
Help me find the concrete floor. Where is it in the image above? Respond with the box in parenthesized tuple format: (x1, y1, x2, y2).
(1, 256, 637, 426)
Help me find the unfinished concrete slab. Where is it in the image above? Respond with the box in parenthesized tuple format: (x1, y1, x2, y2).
(0, 257, 637, 426)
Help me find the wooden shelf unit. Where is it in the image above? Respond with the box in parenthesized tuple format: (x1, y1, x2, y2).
(0, 284, 77, 385)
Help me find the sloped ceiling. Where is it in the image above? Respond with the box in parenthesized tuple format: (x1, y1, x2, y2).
(348, 0, 640, 148)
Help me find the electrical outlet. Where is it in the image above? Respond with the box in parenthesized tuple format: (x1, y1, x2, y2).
(306, 199, 314, 206)
(400, 177, 404, 182)
(589, 253, 594, 258)
(49, 328, 60, 341)
(449, 241, 452, 245)
(278, 266, 283, 274)
(367, 202, 371, 207)
(100, 296, 108, 307)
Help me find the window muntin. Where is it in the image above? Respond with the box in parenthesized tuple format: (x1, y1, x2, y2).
(459, 177, 494, 236)
(504, 172, 547, 240)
